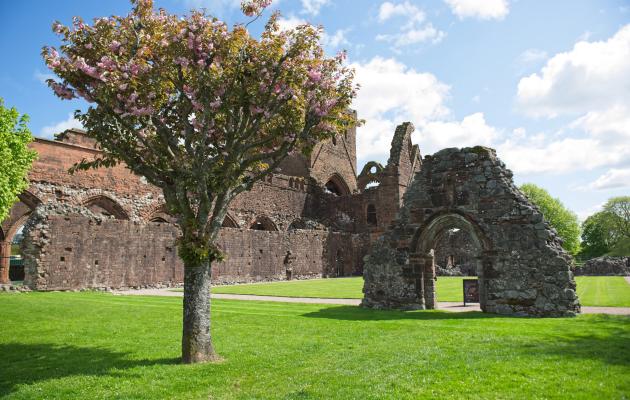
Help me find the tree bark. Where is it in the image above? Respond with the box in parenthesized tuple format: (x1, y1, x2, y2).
(182, 261, 217, 363)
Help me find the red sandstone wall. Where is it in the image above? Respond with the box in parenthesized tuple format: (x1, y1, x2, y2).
(30, 139, 159, 198)
(22, 213, 367, 290)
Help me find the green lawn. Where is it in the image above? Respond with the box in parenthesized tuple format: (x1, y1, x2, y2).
(0, 292, 629, 399)
(209, 276, 630, 307)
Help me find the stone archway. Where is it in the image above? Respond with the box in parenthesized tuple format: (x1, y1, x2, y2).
(411, 212, 490, 311)
(362, 146, 580, 317)
(0, 191, 42, 284)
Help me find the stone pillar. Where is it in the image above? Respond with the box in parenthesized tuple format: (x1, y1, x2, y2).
(0, 241, 10, 284)
(479, 251, 497, 313)
(419, 253, 436, 309)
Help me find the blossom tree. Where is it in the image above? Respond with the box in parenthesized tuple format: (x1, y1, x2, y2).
(43, 0, 359, 363)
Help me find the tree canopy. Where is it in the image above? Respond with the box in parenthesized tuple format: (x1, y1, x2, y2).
(0, 98, 37, 223)
(520, 183, 581, 255)
(581, 196, 630, 258)
(43, 0, 360, 363)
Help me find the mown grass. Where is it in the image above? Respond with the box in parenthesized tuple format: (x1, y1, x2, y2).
(209, 276, 630, 307)
(0, 291, 629, 399)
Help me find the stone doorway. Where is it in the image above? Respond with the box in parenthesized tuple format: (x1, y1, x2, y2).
(412, 212, 487, 311)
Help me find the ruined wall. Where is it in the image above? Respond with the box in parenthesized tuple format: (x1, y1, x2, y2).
(362, 146, 581, 317)
(21, 204, 367, 290)
(309, 126, 358, 194)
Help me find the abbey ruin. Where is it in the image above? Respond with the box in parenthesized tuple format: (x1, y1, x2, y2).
(0, 122, 580, 316)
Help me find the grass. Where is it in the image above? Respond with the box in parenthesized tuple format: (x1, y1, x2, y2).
(0, 291, 629, 399)
(207, 276, 630, 307)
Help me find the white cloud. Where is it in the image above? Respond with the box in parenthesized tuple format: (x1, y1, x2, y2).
(517, 48, 547, 64)
(375, 2, 445, 50)
(377, 23, 445, 47)
(444, 0, 509, 20)
(570, 104, 630, 142)
(517, 24, 630, 118)
(351, 57, 451, 160)
(417, 112, 499, 151)
(300, 0, 329, 16)
(586, 168, 630, 190)
(40, 114, 83, 139)
(378, 1, 425, 26)
(277, 15, 307, 31)
(322, 28, 350, 49)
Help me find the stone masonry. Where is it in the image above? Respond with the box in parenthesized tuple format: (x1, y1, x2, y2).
(362, 146, 581, 317)
(1, 122, 419, 289)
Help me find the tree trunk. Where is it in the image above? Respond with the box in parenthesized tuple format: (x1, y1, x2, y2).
(182, 261, 217, 363)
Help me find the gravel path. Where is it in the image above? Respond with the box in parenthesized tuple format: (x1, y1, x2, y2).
(114, 288, 630, 315)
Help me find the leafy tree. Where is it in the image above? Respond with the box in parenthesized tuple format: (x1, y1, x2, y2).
(0, 98, 37, 223)
(603, 196, 630, 240)
(43, 0, 359, 363)
(580, 197, 630, 258)
(580, 211, 618, 258)
(520, 183, 581, 255)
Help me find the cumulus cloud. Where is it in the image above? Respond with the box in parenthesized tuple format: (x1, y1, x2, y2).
(350, 57, 451, 160)
(40, 114, 83, 139)
(517, 24, 630, 118)
(376, 1, 445, 50)
(444, 0, 509, 20)
(322, 28, 350, 49)
(586, 168, 630, 190)
(418, 113, 498, 151)
(300, 0, 329, 16)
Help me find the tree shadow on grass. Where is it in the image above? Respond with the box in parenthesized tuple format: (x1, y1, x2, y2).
(0, 343, 179, 396)
(301, 305, 509, 321)
(515, 318, 630, 367)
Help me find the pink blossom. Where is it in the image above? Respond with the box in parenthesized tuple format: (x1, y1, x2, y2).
(49, 81, 75, 100)
(307, 69, 322, 83)
(119, 83, 128, 91)
(109, 41, 121, 52)
(85, 43, 93, 50)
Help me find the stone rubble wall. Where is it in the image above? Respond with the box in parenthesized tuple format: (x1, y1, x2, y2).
(362, 146, 581, 317)
(576, 256, 630, 276)
(21, 204, 368, 290)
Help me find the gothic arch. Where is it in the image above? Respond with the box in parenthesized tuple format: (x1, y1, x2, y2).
(250, 216, 278, 231)
(222, 214, 239, 228)
(324, 174, 350, 196)
(83, 195, 129, 220)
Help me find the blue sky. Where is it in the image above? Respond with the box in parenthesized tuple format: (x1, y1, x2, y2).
(0, 0, 628, 219)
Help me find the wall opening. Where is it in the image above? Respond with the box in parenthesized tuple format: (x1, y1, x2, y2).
(249, 216, 278, 231)
(83, 196, 129, 220)
(366, 204, 378, 226)
(324, 174, 350, 196)
(415, 213, 488, 310)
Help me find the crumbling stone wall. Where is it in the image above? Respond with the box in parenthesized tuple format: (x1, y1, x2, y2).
(362, 146, 580, 317)
(21, 203, 366, 290)
(576, 256, 630, 276)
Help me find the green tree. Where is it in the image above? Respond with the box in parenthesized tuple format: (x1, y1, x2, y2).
(0, 98, 37, 223)
(603, 196, 630, 240)
(43, 0, 359, 363)
(581, 197, 630, 258)
(520, 183, 581, 255)
(580, 211, 618, 258)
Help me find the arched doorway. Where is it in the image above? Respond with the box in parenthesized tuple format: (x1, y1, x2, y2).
(0, 191, 41, 284)
(413, 212, 490, 311)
